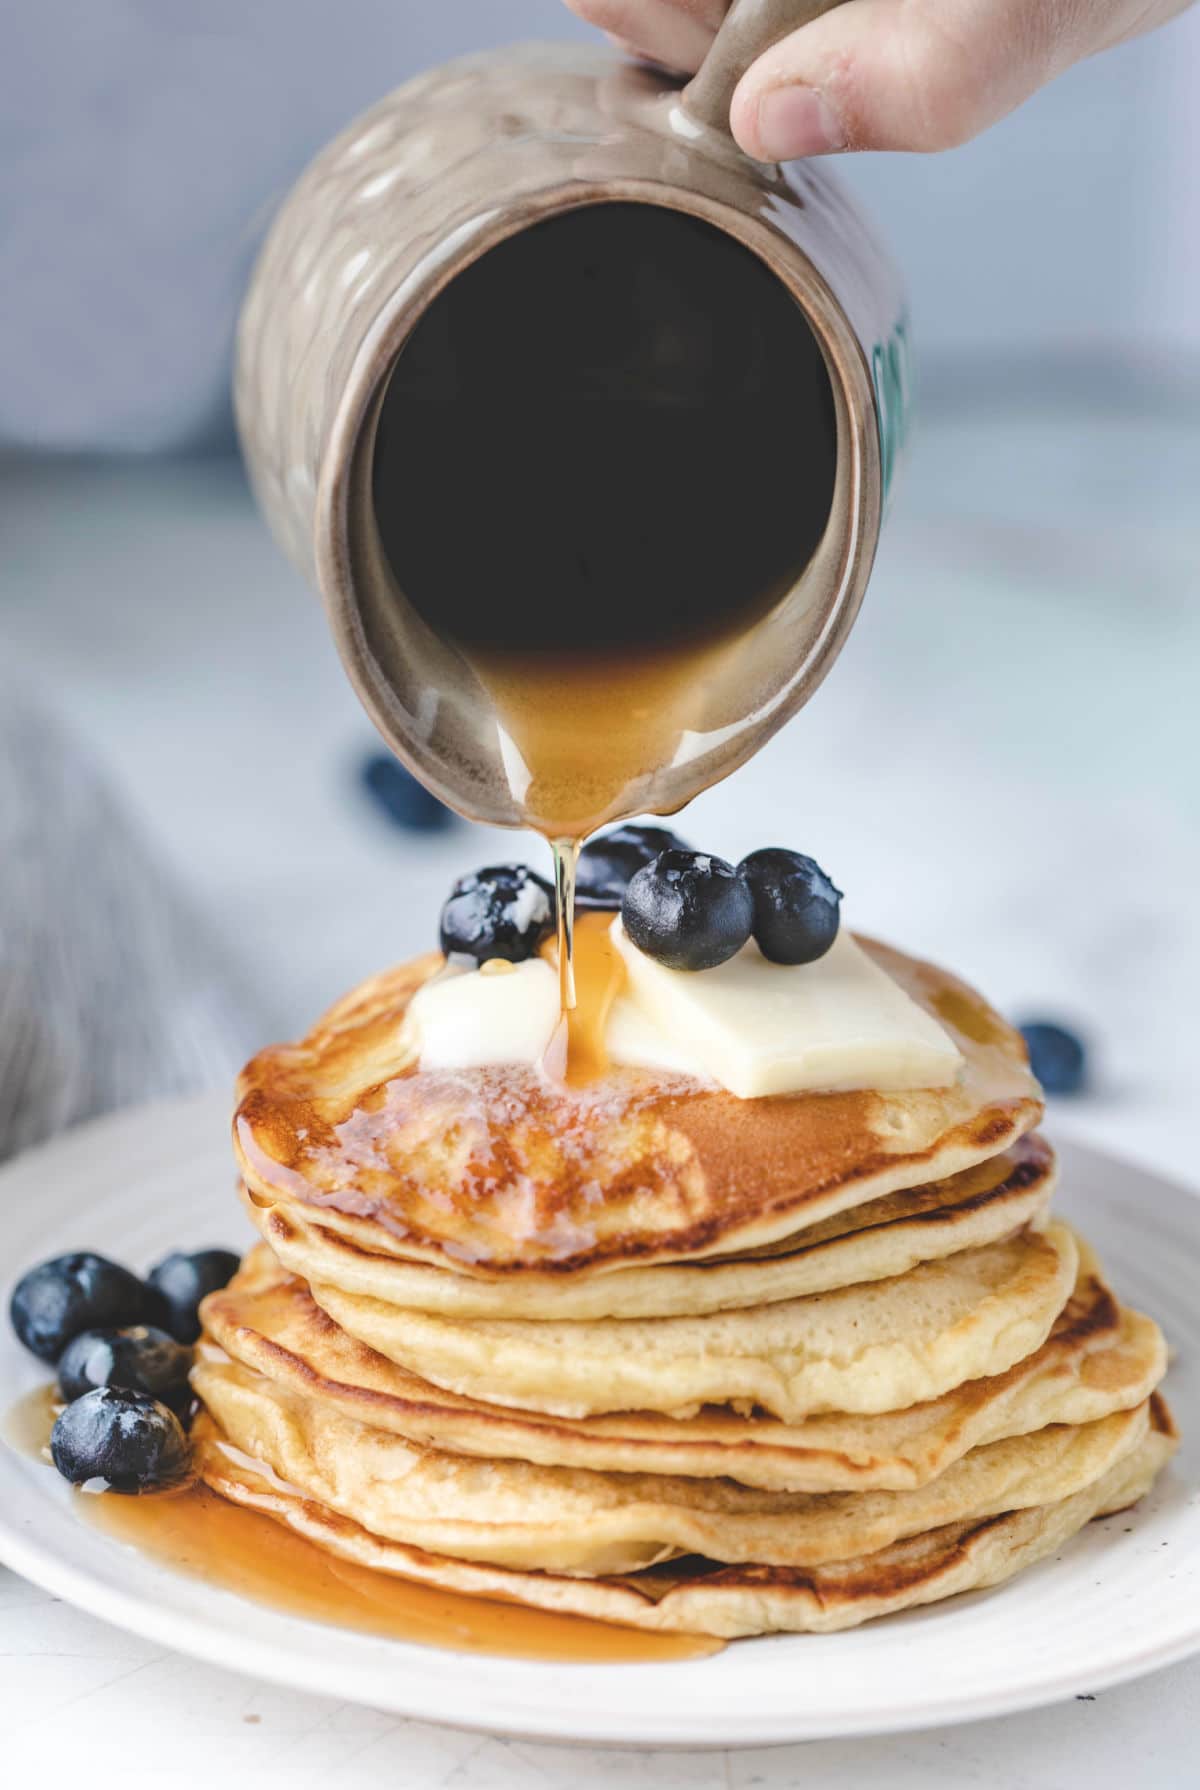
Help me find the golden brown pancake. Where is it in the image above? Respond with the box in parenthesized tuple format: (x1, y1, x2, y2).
(193, 1397, 1177, 1637)
(234, 937, 1041, 1276)
(199, 1238, 1167, 1492)
(305, 1223, 1079, 1422)
(195, 914, 1179, 1643)
(242, 1135, 1056, 1320)
(191, 1347, 1152, 1575)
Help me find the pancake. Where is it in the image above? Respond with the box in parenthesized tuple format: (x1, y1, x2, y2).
(305, 1222, 1079, 1422)
(191, 1349, 1152, 1576)
(193, 1398, 1176, 1637)
(200, 1238, 1167, 1492)
(234, 937, 1042, 1278)
(246, 1134, 1055, 1321)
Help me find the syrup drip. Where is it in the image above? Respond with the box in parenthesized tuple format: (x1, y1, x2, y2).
(541, 909, 626, 1085)
(5, 1389, 718, 1664)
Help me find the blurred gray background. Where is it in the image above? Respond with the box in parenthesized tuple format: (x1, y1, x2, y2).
(1, 1, 1198, 1177)
(4, 0, 1200, 452)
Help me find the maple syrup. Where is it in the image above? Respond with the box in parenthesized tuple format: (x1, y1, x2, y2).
(79, 1481, 719, 1663)
(5, 1389, 718, 1662)
(542, 908, 627, 1084)
(2, 1383, 59, 1461)
(550, 836, 581, 1012)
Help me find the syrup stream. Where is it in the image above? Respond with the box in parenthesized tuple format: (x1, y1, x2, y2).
(550, 836, 580, 1012)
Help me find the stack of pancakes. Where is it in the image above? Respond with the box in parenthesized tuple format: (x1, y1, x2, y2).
(194, 938, 1175, 1637)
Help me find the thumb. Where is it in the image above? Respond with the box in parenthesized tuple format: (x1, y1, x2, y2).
(728, 0, 1086, 156)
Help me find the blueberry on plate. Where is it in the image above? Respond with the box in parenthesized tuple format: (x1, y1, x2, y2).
(360, 752, 454, 832)
(576, 824, 693, 910)
(9, 1253, 151, 1364)
(439, 863, 556, 964)
(622, 849, 754, 971)
(57, 1325, 194, 1419)
(146, 1248, 241, 1345)
(1018, 1020, 1088, 1096)
(738, 848, 842, 966)
(50, 1387, 190, 1493)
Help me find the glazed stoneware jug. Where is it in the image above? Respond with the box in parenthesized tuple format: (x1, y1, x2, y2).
(235, 0, 910, 829)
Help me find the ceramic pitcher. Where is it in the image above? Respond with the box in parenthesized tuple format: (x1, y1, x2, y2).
(235, 0, 910, 827)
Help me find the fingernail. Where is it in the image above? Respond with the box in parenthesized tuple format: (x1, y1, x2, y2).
(754, 85, 845, 160)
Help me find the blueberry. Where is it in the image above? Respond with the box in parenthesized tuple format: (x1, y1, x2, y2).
(50, 1387, 190, 1493)
(57, 1326, 194, 1419)
(738, 848, 842, 966)
(622, 849, 754, 971)
(360, 752, 454, 832)
(9, 1253, 151, 1364)
(439, 864, 556, 965)
(576, 824, 694, 910)
(146, 1249, 241, 1345)
(1018, 1020, 1088, 1096)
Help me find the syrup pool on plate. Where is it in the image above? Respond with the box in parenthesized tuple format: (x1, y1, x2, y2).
(79, 1477, 720, 1664)
(3, 1388, 718, 1663)
(2, 1384, 59, 1461)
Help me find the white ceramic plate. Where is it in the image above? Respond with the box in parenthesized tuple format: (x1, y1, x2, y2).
(0, 1094, 1197, 1748)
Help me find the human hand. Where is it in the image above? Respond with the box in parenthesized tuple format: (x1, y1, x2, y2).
(566, 0, 1192, 155)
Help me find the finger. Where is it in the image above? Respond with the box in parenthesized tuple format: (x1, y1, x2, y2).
(564, 0, 725, 75)
(728, 0, 1104, 157)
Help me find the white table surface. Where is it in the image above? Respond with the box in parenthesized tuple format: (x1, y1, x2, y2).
(1, 395, 1198, 1785)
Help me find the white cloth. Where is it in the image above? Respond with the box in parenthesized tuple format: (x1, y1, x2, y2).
(0, 674, 258, 1160)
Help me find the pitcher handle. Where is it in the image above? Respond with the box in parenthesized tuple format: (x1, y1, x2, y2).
(682, 0, 846, 140)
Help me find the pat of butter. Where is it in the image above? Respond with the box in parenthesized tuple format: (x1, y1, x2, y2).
(610, 921, 962, 1098)
(408, 958, 559, 1071)
(605, 994, 714, 1082)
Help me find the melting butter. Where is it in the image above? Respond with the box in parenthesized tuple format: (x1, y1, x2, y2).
(610, 922, 963, 1098)
(407, 957, 559, 1070)
(407, 921, 963, 1100)
(605, 993, 706, 1081)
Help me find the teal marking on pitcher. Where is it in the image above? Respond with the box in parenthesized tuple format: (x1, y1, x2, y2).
(872, 311, 913, 508)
